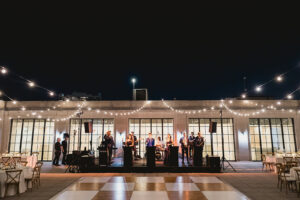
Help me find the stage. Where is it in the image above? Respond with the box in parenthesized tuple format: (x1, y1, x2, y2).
(78, 157, 221, 173)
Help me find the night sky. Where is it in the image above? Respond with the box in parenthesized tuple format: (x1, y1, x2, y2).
(0, 7, 300, 101)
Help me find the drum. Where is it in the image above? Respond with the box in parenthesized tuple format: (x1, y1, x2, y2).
(155, 151, 162, 160)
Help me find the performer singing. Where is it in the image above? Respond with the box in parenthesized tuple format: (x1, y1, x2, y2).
(130, 131, 138, 159)
(164, 134, 173, 164)
(194, 131, 205, 165)
(180, 132, 190, 164)
(146, 133, 155, 147)
(104, 130, 115, 165)
(188, 132, 195, 160)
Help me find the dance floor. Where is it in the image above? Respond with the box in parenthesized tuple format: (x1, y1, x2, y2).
(50, 175, 249, 200)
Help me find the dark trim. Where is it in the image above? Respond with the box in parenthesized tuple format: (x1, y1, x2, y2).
(268, 118, 274, 154)
(79, 119, 82, 150)
(257, 119, 263, 158)
(291, 118, 297, 152)
(19, 119, 24, 153)
(30, 119, 36, 155)
(41, 119, 47, 161)
(280, 118, 286, 151)
(8, 119, 14, 153)
(231, 118, 237, 161)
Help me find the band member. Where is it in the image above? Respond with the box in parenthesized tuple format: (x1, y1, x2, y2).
(164, 134, 173, 164)
(53, 138, 62, 166)
(125, 134, 133, 147)
(194, 131, 205, 165)
(180, 132, 190, 164)
(188, 132, 195, 160)
(146, 133, 155, 147)
(130, 131, 138, 159)
(155, 136, 164, 151)
(104, 130, 115, 164)
(61, 134, 69, 165)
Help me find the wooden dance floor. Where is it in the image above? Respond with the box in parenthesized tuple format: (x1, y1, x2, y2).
(50, 175, 249, 200)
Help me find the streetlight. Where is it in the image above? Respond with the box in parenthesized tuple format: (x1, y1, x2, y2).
(131, 78, 136, 89)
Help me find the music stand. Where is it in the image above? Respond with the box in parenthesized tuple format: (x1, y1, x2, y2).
(219, 109, 236, 172)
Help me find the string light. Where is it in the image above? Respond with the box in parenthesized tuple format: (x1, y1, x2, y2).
(287, 94, 293, 99)
(28, 81, 35, 87)
(1, 67, 7, 74)
(276, 76, 283, 82)
(255, 86, 262, 92)
(241, 93, 247, 99)
(49, 91, 55, 96)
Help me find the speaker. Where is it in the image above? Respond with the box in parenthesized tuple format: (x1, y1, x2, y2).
(209, 122, 217, 133)
(84, 122, 93, 133)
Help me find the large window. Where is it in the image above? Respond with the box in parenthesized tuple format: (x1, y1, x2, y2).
(69, 119, 114, 156)
(249, 118, 296, 161)
(9, 119, 55, 161)
(188, 118, 235, 160)
(129, 118, 174, 158)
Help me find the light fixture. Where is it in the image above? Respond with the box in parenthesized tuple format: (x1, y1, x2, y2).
(277, 101, 281, 105)
(28, 81, 35, 87)
(49, 91, 54, 96)
(1, 67, 7, 74)
(229, 100, 233, 104)
(21, 107, 26, 111)
(131, 78, 136, 84)
(65, 98, 70, 102)
(12, 100, 17, 104)
(276, 76, 283, 82)
(241, 93, 247, 99)
(287, 94, 293, 99)
(255, 86, 262, 92)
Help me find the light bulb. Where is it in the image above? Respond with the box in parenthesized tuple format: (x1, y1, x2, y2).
(255, 86, 262, 92)
(277, 101, 281, 105)
(276, 76, 283, 82)
(1, 67, 7, 74)
(287, 94, 293, 99)
(241, 94, 246, 99)
(28, 81, 35, 87)
(12, 100, 17, 104)
(49, 91, 54, 96)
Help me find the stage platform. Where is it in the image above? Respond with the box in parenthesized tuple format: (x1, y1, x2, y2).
(79, 157, 221, 173)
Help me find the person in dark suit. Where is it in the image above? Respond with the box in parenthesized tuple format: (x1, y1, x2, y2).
(53, 138, 62, 166)
(194, 132, 205, 166)
(188, 132, 195, 160)
(146, 133, 155, 147)
(180, 132, 189, 164)
(104, 130, 115, 164)
(61, 134, 69, 165)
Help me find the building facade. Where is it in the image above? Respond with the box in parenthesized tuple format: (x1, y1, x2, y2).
(0, 100, 299, 161)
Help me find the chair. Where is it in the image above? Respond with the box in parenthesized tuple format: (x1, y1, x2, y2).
(261, 154, 272, 170)
(295, 157, 300, 164)
(286, 161, 298, 171)
(12, 157, 22, 166)
(4, 169, 22, 197)
(1, 157, 11, 166)
(280, 165, 296, 194)
(19, 161, 28, 167)
(276, 163, 283, 188)
(33, 161, 43, 188)
(295, 169, 300, 197)
(284, 156, 293, 164)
